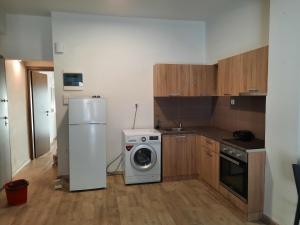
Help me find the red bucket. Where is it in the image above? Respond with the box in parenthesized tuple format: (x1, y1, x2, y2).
(4, 179, 29, 206)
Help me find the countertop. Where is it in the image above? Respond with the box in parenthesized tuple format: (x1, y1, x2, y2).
(159, 126, 232, 141)
(159, 126, 265, 152)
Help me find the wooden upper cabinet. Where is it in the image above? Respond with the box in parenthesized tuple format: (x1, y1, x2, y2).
(189, 65, 217, 96)
(217, 55, 242, 96)
(154, 64, 190, 97)
(217, 46, 268, 96)
(240, 46, 268, 94)
(154, 64, 217, 97)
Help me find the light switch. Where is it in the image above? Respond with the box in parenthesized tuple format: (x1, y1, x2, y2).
(55, 42, 64, 54)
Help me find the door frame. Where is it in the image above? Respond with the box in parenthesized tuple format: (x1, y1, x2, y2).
(26, 66, 54, 160)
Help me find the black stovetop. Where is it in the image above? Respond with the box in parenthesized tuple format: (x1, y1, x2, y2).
(222, 138, 265, 151)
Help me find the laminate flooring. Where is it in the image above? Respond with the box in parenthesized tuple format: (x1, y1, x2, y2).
(0, 152, 266, 225)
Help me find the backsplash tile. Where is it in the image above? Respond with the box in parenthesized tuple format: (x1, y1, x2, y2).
(154, 97, 213, 128)
(211, 96, 266, 139)
(154, 96, 266, 140)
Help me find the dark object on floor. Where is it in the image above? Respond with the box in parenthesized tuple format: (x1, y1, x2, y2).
(293, 164, 300, 225)
(53, 154, 58, 167)
(4, 179, 29, 206)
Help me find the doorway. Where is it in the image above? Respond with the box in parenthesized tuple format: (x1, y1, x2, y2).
(0, 59, 56, 182)
(25, 62, 56, 160)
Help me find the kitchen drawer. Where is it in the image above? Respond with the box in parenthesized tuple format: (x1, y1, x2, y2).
(200, 136, 218, 153)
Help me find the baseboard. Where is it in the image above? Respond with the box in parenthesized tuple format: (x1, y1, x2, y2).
(163, 174, 198, 182)
(12, 159, 31, 177)
(261, 214, 280, 225)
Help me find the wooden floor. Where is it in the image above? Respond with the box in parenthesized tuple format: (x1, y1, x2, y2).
(0, 153, 266, 225)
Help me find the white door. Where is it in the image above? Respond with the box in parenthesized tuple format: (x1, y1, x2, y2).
(31, 71, 50, 157)
(0, 57, 12, 187)
(69, 124, 106, 191)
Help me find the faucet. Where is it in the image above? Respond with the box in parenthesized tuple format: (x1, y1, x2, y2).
(179, 122, 182, 129)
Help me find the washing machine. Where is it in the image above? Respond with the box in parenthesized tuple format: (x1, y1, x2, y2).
(122, 129, 161, 184)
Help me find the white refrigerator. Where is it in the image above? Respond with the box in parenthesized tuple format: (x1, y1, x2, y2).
(68, 97, 106, 191)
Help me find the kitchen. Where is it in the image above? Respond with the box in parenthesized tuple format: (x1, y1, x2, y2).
(0, 1, 299, 225)
(153, 46, 267, 221)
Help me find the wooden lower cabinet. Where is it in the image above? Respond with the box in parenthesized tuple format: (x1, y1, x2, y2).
(198, 136, 220, 190)
(163, 134, 219, 186)
(162, 134, 197, 181)
(196, 135, 202, 177)
(162, 134, 266, 221)
(247, 151, 266, 220)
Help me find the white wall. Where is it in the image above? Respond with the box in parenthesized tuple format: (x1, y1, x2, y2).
(206, 0, 270, 63)
(40, 71, 57, 144)
(5, 60, 31, 176)
(52, 12, 206, 175)
(264, 0, 300, 224)
(0, 11, 5, 34)
(0, 14, 53, 60)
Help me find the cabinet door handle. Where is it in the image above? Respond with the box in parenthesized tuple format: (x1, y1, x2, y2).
(176, 135, 186, 139)
(248, 88, 258, 92)
(206, 151, 212, 157)
(206, 139, 213, 145)
(220, 154, 240, 166)
(169, 93, 179, 97)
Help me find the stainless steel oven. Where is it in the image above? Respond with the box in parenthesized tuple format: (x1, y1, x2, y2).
(220, 144, 248, 200)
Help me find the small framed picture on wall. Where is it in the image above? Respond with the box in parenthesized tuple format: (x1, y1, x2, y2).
(63, 73, 84, 91)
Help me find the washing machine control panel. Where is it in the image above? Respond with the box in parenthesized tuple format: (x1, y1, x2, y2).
(125, 134, 161, 143)
(149, 136, 159, 140)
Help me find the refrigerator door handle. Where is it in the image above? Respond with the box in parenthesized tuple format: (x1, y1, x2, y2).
(69, 122, 106, 125)
(87, 122, 106, 125)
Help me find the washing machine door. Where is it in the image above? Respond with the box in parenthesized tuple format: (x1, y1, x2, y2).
(130, 144, 157, 171)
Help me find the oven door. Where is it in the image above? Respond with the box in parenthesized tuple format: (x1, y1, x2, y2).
(220, 153, 248, 200)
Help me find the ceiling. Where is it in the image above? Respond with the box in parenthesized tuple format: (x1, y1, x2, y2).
(1, 0, 250, 21)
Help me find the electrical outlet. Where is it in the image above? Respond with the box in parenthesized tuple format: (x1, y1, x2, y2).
(230, 98, 236, 105)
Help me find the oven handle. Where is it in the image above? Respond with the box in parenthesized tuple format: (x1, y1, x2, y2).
(220, 154, 240, 166)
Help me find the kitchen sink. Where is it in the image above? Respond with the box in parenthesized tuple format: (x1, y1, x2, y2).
(168, 127, 184, 132)
(163, 127, 196, 134)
